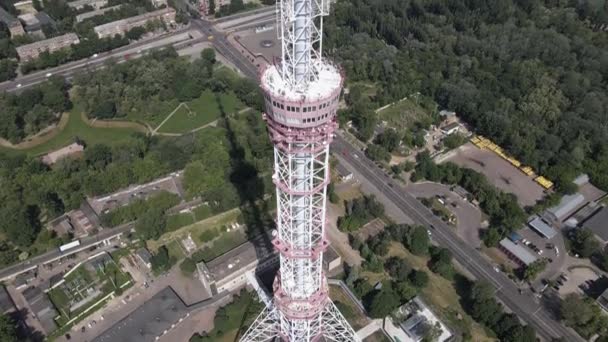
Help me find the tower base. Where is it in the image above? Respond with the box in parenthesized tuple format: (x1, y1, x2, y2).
(240, 299, 360, 342)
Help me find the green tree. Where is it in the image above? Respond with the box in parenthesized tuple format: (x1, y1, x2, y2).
(0, 314, 17, 342)
(368, 289, 400, 318)
(180, 257, 197, 275)
(150, 245, 174, 274)
(135, 208, 167, 241)
(409, 270, 429, 288)
(406, 225, 429, 255)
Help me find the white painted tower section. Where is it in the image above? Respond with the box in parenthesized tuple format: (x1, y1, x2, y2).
(239, 0, 359, 341)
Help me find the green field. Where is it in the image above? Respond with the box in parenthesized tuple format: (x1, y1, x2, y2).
(157, 90, 244, 134)
(0, 104, 144, 156)
(377, 98, 431, 131)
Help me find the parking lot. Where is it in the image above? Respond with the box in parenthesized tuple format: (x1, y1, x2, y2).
(442, 144, 545, 207)
(88, 172, 184, 215)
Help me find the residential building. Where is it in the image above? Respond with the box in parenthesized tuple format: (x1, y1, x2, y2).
(583, 206, 608, 243)
(75, 4, 122, 22)
(67, 0, 108, 10)
(199, 0, 255, 15)
(499, 238, 537, 267)
(15, 33, 80, 61)
(0, 7, 25, 37)
(93, 7, 176, 39)
(41, 142, 85, 165)
(22, 286, 58, 334)
(440, 122, 460, 135)
(136, 248, 153, 269)
(528, 216, 557, 239)
(335, 163, 353, 182)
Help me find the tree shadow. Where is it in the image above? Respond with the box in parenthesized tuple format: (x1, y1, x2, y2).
(11, 307, 45, 342)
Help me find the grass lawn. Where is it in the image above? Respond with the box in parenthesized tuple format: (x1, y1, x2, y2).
(166, 212, 196, 231)
(330, 285, 369, 330)
(166, 239, 186, 260)
(388, 243, 495, 341)
(157, 90, 244, 134)
(198, 229, 247, 261)
(377, 98, 431, 131)
(0, 103, 144, 156)
(148, 207, 241, 251)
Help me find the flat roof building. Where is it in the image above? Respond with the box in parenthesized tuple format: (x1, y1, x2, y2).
(583, 207, 608, 243)
(93, 7, 176, 39)
(440, 122, 460, 135)
(528, 216, 557, 239)
(92, 286, 188, 342)
(547, 193, 585, 222)
(335, 163, 353, 181)
(598, 288, 608, 313)
(136, 248, 152, 269)
(0, 7, 25, 37)
(67, 0, 108, 10)
(22, 286, 57, 334)
(198, 235, 278, 295)
(75, 4, 122, 22)
(499, 238, 537, 267)
(16, 32, 80, 61)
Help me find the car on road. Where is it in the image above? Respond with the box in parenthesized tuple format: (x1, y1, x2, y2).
(353, 153, 359, 159)
(16, 83, 21, 88)
(45, 73, 52, 77)
(92, 53, 98, 58)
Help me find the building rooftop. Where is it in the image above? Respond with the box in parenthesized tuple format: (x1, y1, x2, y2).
(528, 216, 557, 239)
(0, 7, 18, 25)
(67, 0, 107, 8)
(261, 61, 342, 102)
(0, 286, 16, 314)
(93, 7, 175, 34)
(136, 248, 152, 264)
(441, 122, 460, 132)
(22, 286, 58, 334)
(206, 235, 275, 282)
(499, 238, 537, 266)
(584, 207, 608, 242)
(92, 286, 188, 342)
(548, 193, 585, 221)
(335, 163, 352, 178)
(598, 288, 608, 312)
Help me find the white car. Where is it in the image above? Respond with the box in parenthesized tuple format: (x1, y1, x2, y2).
(45, 72, 52, 77)
(92, 53, 98, 58)
(16, 83, 21, 88)
(353, 154, 359, 159)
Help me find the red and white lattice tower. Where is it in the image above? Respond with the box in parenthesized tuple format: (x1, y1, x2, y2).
(240, 0, 359, 341)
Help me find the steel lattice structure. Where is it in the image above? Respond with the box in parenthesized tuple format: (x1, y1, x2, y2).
(240, 0, 359, 341)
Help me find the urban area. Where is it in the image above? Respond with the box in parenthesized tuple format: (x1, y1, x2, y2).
(0, 0, 607, 341)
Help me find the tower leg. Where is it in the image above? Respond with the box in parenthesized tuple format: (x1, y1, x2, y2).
(240, 306, 280, 342)
(321, 301, 361, 342)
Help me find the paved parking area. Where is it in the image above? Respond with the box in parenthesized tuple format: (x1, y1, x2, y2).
(442, 144, 545, 207)
(558, 267, 599, 296)
(405, 182, 483, 247)
(88, 172, 184, 216)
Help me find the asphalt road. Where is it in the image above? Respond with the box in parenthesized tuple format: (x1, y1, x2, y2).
(0, 223, 132, 282)
(331, 134, 583, 342)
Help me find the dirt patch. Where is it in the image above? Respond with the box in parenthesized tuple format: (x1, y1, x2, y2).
(442, 144, 545, 207)
(0, 113, 70, 149)
(84, 112, 150, 132)
(559, 266, 599, 296)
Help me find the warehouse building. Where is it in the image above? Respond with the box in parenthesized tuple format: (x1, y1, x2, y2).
(93, 7, 175, 39)
(547, 193, 585, 222)
(499, 238, 537, 267)
(528, 216, 557, 239)
(583, 206, 608, 244)
(15, 32, 80, 61)
(0, 7, 25, 37)
(75, 5, 122, 23)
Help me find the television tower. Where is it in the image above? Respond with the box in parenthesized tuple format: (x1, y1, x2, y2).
(239, 0, 359, 341)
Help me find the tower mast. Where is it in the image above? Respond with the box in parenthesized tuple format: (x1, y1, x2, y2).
(240, 0, 359, 341)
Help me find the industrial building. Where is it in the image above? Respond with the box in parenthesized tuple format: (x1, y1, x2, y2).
(547, 193, 585, 222)
(583, 206, 608, 243)
(93, 7, 176, 39)
(0, 6, 25, 37)
(499, 238, 537, 267)
(528, 216, 557, 239)
(92, 286, 189, 342)
(67, 0, 108, 10)
(15, 33, 80, 61)
(197, 237, 279, 295)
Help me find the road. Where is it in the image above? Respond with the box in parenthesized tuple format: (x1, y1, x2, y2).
(331, 134, 583, 342)
(0, 224, 132, 282)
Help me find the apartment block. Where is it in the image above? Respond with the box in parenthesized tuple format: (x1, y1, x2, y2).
(16, 33, 80, 61)
(93, 7, 176, 39)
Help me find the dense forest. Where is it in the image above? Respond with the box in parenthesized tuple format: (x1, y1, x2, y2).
(325, 0, 608, 192)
